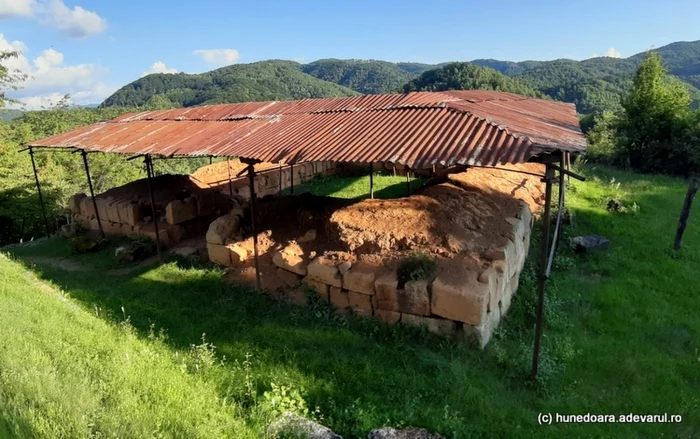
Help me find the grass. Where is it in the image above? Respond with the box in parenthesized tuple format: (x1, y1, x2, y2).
(2, 164, 699, 438)
(283, 172, 426, 199)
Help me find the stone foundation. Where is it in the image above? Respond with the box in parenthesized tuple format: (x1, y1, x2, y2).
(208, 200, 534, 348)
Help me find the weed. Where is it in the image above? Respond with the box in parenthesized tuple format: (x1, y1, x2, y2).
(396, 252, 436, 286)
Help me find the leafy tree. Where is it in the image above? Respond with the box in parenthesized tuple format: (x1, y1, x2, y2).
(618, 52, 692, 174)
(1, 50, 26, 108)
(402, 62, 541, 97)
(302, 59, 416, 94)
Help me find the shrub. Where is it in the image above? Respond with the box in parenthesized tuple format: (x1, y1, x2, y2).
(397, 252, 436, 286)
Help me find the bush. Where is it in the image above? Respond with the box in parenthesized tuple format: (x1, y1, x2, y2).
(397, 252, 436, 286)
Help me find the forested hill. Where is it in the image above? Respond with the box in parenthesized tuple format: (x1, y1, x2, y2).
(100, 40, 700, 114)
(100, 60, 359, 108)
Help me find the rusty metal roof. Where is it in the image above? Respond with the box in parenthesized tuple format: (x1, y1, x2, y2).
(28, 91, 586, 169)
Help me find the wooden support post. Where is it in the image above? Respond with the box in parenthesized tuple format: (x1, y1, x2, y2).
(369, 162, 374, 199)
(144, 155, 162, 261)
(209, 155, 213, 165)
(28, 146, 50, 238)
(226, 157, 234, 197)
(278, 164, 283, 196)
(673, 176, 699, 250)
(81, 149, 105, 238)
(531, 164, 555, 379)
(246, 164, 262, 290)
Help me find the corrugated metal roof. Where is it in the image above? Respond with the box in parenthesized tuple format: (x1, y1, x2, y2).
(28, 90, 586, 169)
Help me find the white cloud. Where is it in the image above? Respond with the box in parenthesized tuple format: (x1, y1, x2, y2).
(605, 47, 621, 58)
(0, 0, 106, 38)
(193, 48, 240, 66)
(40, 0, 107, 38)
(0, 0, 34, 18)
(142, 61, 178, 77)
(591, 47, 622, 59)
(1, 33, 115, 110)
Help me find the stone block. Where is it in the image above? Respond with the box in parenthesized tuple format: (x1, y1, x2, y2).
(375, 309, 401, 324)
(165, 198, 197, 225)
(431, 274, 489, 326)
(121, 223, 136, 237)
(102, 221, 122, 235)
(402, 314, 456, 337)
(272, 251, 308, 276)
(136, 222, 170, 246)
(160, 223, 186, 245)
(374, 273, 399, 311)
(458, 306, 501, 348)
(484, 248, 506, 262)
(118, 201, 143, 226)
(307, 257, 341, 287)
(207, 243, 231, 266)
(68, 193, 87, 215)
(342, 268, 375, 295)
(95, 197, 111, 223)
(348, 291, 372, 317)
(80, 196, 96, 217)
(397, 280, 430, 316)
(229, 244, 248, 264)
(329, 286, 349, 310)
(302, 277, 329, 301)
(106, 199, 122, 224)
(276, 268, 301, 287)
(505, 217, 525, 242)
(206, 213, 241, 245)
(338, 260, 352, 275)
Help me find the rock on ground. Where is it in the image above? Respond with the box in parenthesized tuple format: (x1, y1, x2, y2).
(571, 235, 610, 253)
(268, 412, 342, 439)
(368, 427, 445, 439)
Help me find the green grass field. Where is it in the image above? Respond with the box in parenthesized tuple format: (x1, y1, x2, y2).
(1, 165, 699, 438)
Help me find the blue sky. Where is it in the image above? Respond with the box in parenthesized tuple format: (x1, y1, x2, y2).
(1, 0, 699, 109)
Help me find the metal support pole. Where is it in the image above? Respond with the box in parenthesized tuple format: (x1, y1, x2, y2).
(247, 164, 262, 290)
(28, 146, 50, 237)
(81, 149, 105, 238)
(278, 164, 283, 196)
(144, 155, 162, 261)
(369, 162, 374, 199)
(406, 169, 411, 196)
(290, 164, 294, 194)
(209, 156, 213, 165)
(531, 164, 555, 379)
(226, 157, 234, 197)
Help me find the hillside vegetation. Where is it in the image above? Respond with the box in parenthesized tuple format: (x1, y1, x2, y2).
(100, 40, 700, 116)
(100, 60, 359, 108)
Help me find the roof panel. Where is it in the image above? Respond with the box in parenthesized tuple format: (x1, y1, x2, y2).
(28, 90, 586, 169)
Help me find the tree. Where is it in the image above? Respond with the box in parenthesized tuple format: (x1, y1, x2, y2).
(673, 111, 700, 250)
(0, 50, 26, 108)
(619, 52, 692, 174)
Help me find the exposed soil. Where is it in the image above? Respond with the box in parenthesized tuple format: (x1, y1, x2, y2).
(227, 164, 545, 284)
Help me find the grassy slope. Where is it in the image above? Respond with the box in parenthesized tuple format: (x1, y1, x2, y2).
(2, 164, 699, 438)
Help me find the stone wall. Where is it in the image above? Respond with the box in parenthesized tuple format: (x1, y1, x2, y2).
(206, 200, 534, 348)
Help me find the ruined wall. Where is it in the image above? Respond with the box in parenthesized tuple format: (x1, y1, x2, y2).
(205, 199, 534, 347)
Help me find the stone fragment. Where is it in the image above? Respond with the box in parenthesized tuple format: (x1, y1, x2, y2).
(401, 314, 456, 337)
(329, 286, 349, 310)
(337, 260, 352, 275)
(80, 196, 96, 217)
(458, 305, 501, 348)
(374, 273, 399, 312)
(397, 280, 430, 316)
(268, 411, 342, 439)
(298, 229, 317, 243)
(276, 268, 301, 287)
(115, 241, 155, 263)
(347, 291, 372, 317)
(342, 268, 375, 295)
(229, 244, 248, 264)
(71, 236, 99, 253)
(60, 223, 77, 238)
(68, 193, 87, 215)
(484, 248, 506, 261)
(205, 213, 241, 245)
(431, 274, 489, 326)
(171, 246, 198, 257)
(307, 257, 341, 287)
(571, 235, 610, 253)
(303, 276, 330, 301)
(165, 198, 197, 225)
(272, 251, 308, 276)
(375, 309, 401, 324)
(192, 191, 215, 216)
(207, 243, 231, 266)
(368, 427, 444, 439)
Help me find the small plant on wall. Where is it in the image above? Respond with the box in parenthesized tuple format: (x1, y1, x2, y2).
(397, 252, 436, 287)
